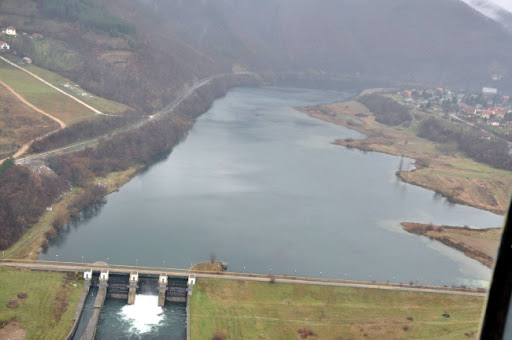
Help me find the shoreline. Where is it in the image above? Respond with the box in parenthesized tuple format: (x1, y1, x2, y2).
(401, 222, 500, 268)
(4, 74, 261, 261)
(301, 103, 510, 215)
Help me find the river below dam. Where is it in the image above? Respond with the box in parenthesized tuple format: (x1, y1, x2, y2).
(41, 86, 504, 286)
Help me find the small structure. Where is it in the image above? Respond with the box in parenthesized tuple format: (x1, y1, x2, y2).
(100, 269, 109, 281)
(158, 273, 168, 307)
(127, 272, 139, 305)
(0, 41, 9, 50)
(188, 275, 196, 286)
(130, 272, 139, 282)
(482, 87, 498, 96)
(46, 206, 53, 212)
(4, 26, 16, 36)
(22, 57, 32, 64)
(83, 269, 93, 280)
(159, 273, 168, 284)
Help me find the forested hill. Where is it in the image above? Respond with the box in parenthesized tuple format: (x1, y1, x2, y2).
(99, 0, 512, 91)
(2, 0, 512, 112)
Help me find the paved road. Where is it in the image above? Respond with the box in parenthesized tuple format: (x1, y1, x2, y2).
(0, 260, 486, 297)
(15, 71, 258, 166)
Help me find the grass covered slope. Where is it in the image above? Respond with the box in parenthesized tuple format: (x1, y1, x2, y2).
(0, 267, 82, 339)
(0, 60, 95, 124)
(190, 279, 485, 340)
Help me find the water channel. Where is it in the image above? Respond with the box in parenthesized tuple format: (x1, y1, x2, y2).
(41, 86, 504, 336)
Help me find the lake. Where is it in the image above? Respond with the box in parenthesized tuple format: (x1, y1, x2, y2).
(41, 86, 504, 288)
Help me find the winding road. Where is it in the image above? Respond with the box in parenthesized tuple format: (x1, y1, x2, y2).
(15, 71, 258, 166)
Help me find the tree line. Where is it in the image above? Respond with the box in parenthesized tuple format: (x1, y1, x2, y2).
(358, 94, 412, 126)
(0, 165, 67, 250)
(40, 0, 136, 36)
(30, 113, 141, 154)
(418, 116, 512, 171)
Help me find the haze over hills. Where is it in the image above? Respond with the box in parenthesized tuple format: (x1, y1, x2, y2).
(2, 0, 512, 111)
(461, 0, 512, 32)
(102, 0, 512, 92)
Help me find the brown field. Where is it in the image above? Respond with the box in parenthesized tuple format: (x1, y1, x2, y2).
(401, 222, 501, 268)
(302, 101, 512, 215)
(0, 82, 59, 158)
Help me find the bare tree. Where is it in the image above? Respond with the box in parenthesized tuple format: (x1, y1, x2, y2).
(210, 252, 217, 264)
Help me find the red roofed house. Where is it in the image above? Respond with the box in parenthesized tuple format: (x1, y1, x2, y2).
(482, 109, 495, 119)
(0, 41, 10, 50)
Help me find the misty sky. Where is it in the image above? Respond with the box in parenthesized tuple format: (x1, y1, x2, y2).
(462, 0, 512, 17)
(489, 0, 512, 12)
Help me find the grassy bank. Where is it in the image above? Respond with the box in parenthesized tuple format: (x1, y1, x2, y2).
(402, 222, 501, 268)
(302, 100, 512, 214)
(190, 278, 485, 339)
(0, 267, 83, 339)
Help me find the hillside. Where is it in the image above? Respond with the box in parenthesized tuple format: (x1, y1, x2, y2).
(2, 0, 512, 114)
(103, 0, 512, 91)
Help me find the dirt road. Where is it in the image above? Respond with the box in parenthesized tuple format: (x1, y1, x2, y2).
(0, 79, 66, 163)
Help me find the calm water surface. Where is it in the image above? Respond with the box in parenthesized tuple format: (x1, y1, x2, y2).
(41, 87, 504, 287)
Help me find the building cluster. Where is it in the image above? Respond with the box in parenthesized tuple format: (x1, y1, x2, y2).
(399, 85, 512, 128)
(0, 25, 43, 64)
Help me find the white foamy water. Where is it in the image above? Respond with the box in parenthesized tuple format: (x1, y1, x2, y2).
(118, 295, 165, 334)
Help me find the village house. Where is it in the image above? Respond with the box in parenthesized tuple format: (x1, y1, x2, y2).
(482, 87, 498, 96)
(460, 103, 476, 116)
(0, 41, 9, 50)
(32, 33, 43, 39)
(2, 26, 16, 36)
(22, 57, 32, 64)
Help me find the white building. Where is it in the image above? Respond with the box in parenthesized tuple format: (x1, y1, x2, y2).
(100, 269, 109, 281)
(83, 269, 93, 280)
(482, 87, 498, 95)
(159, 273, 168, 284)
(0, 41, 9, 50)
(5, 26, 16, 36)
(188, 275, 196, 285)
(130, 272, 139, 282)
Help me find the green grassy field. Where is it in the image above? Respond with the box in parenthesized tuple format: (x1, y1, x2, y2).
(0, 267, 83, 339)
(0, 60, 95, 124)
(190, 279, 485, 340)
